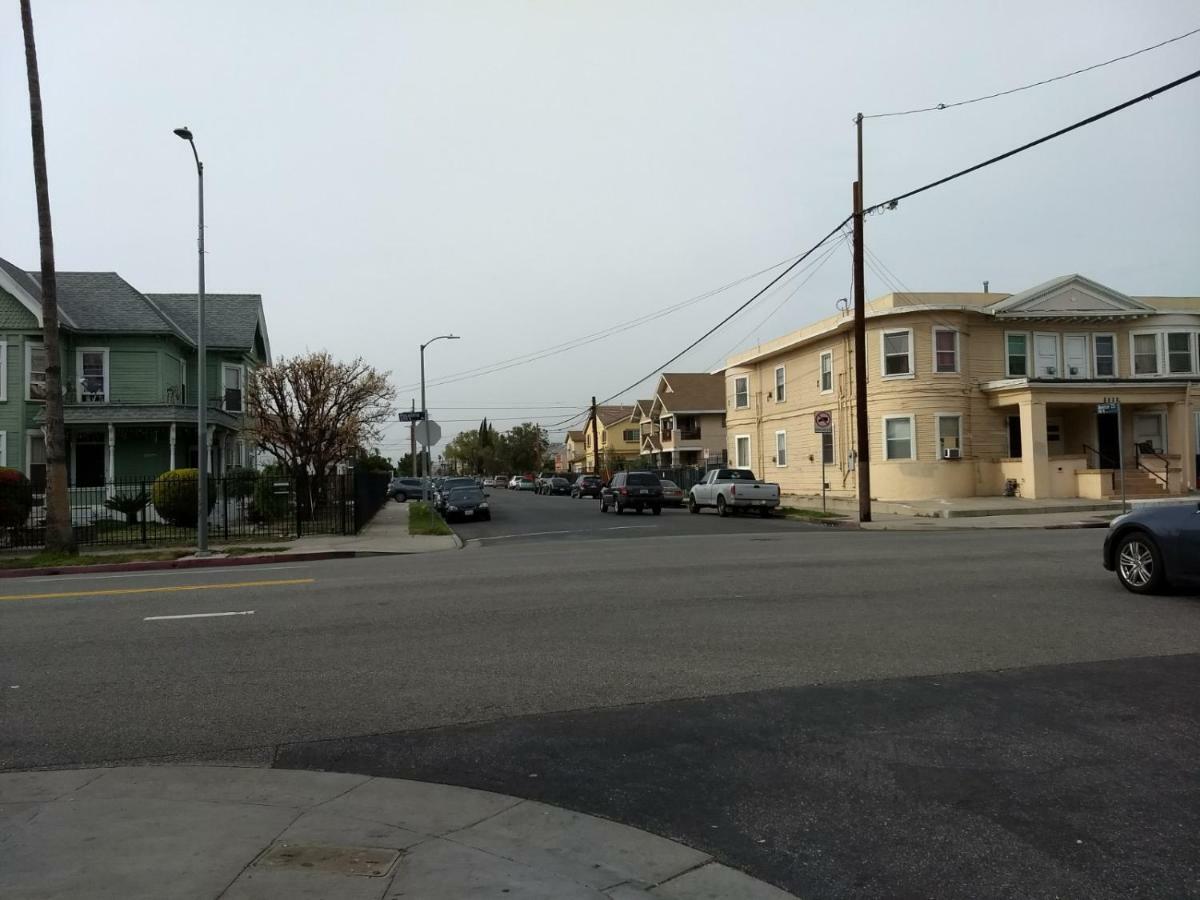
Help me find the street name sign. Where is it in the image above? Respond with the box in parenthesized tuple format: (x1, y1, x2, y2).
(398, 410, 426, 422)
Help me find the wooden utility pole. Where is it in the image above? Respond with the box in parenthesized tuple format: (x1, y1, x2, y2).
(590, 396, 600, 475)
(852, 112, 872, 523)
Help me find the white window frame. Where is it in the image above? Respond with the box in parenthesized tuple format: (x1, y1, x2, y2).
(931, 327, 959, 374)
(1165, 331, 1195, 375)
(879, 328, 914, 379)
(734, 434, 751, 469)
(882, 414, 916, 461)
(1062, 333, 1089, 379)
(1092, 332, 1117, 378)
(76, 347, 111, 403)
(1004, 331, 1030, 378)
(935, 413, 962, 460)
(0, 430, 6, 466)
(734, 376, 749, 409)
(1130, 331, 1161, 376)
(774, 430, 787, 467)
(25, 429, 45, 485)
(774, 366, 786, 403)
(819, 350, 833, 393)
(0, 343, 6, 401)
(221, 362, 246, 411)
(25, 342, 47, 402)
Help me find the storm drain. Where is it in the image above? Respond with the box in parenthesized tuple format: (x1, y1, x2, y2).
(255, 842, 401, 877)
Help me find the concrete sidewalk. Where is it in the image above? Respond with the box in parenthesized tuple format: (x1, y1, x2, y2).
(0, 766, 793, 899)
(281, 499, 460, 556)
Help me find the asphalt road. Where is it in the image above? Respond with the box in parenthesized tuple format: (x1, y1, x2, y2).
(448, 482, 826, 545)
(3, 526, 1199, 896)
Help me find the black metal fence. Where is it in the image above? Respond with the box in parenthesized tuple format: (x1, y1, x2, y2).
(0, 468, 392, 551)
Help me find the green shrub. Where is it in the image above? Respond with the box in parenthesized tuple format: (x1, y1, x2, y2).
(224, 466, 257, 500)
(151, 468, 216, 527)
(251, 464, 291, 523)
(0, 468, 34, 528)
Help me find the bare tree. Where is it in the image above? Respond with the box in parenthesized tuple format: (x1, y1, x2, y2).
(20, 0, 73, 552)
(247, 352, 395, 513)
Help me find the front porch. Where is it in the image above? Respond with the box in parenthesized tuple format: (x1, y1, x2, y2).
(983, 380, 1198, 500)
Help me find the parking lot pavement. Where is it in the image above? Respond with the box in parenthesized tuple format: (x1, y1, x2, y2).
(455, 484, 825, 545)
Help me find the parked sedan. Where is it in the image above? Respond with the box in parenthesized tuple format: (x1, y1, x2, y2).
(434, 477, 478, 510)
(514, 477, 537, 492)
(1103, 501, 1200, 593)
(659, 479, 685, 508)
(442, 486, 491, 522)
(571, 475, 603, 499)
(541, 477, 571, 496)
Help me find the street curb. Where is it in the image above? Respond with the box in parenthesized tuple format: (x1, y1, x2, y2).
(0, 551, 358, 580)
(860, 521, 1111, 532)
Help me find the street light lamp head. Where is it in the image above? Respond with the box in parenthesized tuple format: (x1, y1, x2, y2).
(173, 127, 193, 141)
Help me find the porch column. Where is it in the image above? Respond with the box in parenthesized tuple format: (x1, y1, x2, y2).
(1017, 397, 1050, 499)
(105, 423, 116, 498)
(1167, 400, 1192, 493)
(168, 423, 176, 470)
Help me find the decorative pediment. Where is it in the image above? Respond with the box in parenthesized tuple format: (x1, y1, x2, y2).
(986, 274, 1155, 319)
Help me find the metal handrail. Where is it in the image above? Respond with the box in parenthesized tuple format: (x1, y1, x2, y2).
(1082, 443, 1121, 493)
(1134, 442, 1170, 488)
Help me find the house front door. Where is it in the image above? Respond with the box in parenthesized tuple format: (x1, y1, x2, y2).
(1097, 412, 1120, 469)
(75, 442, 105, 488)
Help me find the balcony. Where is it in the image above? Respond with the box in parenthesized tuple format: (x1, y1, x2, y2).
(662, 427, 702, 447)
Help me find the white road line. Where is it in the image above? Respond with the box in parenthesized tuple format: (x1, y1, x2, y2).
(144, 610, 256, 621)
(24, 564, 312, 583)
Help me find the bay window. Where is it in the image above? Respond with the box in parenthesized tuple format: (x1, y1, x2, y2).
(1133, 333, 1159, 375)
(1167, 332, 1194, 374)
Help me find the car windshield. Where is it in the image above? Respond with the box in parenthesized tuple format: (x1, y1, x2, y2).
(449, 487, 483, 502)
(626, 473, 660, 486)
(661, 480, 679, 489)
(442, 478, 475, 490)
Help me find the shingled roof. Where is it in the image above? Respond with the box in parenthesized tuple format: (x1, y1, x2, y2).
(147, 293, 269, 356)
(655, 373, 724, 413)
(29, 271, 188, 339)
(595, 404, 636, 426)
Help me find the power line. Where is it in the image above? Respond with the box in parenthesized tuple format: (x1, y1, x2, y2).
(864, 26, 1200, 119)
(394, 251, 808, 393)
(866, 66, 1200, 214)
(551, 219, 853, 424)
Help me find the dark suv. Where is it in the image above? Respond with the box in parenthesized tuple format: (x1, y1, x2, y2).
(600, 471, 663, 515)
(388, 477, 423, 502)
(571, 474, 603, 499)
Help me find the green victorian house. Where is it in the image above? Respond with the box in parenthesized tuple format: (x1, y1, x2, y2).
(0, 255, 270, 493)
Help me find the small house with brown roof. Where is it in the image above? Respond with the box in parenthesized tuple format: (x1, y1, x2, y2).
(642, 373, 727, 467)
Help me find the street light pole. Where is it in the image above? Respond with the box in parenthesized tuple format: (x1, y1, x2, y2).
(418, 334, 459, 502)
(173, 126, 209, 553)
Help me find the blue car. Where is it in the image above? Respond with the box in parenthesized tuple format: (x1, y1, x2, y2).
(1103, 501, 1200, 594)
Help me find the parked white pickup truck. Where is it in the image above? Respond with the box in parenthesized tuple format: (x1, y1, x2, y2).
(688, 468, 781, 517)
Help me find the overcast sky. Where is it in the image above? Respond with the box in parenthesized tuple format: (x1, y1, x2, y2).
(3, 1, 1197, 458)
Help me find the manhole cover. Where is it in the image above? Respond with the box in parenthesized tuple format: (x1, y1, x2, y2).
(256, 842, 401, 877)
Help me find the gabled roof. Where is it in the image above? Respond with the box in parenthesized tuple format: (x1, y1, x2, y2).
(594, 404, 636, 426)
(566, 430, 585, 442)
(0, 257, 46, 325)
(655, 372, 724, 413)
(632, 398, 655, 421)
(984, 274, 1156, 319)
(147, 293, 270, 359)
(31, 271, 188, 339)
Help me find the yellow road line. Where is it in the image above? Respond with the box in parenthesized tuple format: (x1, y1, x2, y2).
(0, 578, 316, 603)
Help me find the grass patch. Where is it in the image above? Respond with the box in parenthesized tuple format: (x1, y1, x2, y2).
(0, 549, 191, 570)
(409, 502, 453, 536)
(778, 506, 846, 520)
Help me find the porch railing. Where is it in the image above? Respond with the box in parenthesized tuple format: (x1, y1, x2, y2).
(1082, 443, 1120, 494)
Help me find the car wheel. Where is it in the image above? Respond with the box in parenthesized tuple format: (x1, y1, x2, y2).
(717, 495, 729, 517)
(614, 500, 623, 515)
(1116, 531, 1166, 594)
(652, 505, 661, 516)
(396, 492, 407, 503)
(758, 506, 771, 518)
(600, 498, 608, 513)
(688, 496, 699, 514)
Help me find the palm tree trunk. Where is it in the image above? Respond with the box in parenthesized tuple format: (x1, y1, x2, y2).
(21, 0, 75, 553)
